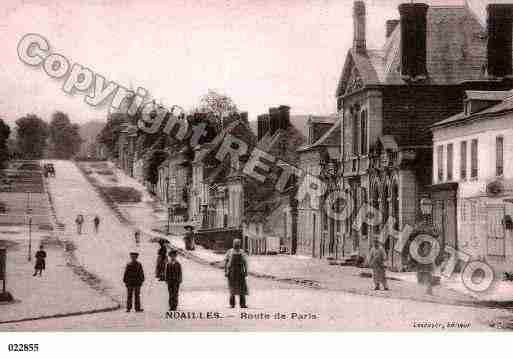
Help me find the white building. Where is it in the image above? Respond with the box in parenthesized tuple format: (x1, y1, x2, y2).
(431, 90, 513, 274)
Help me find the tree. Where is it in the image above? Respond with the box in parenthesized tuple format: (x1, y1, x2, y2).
(0, 118, 10, 168)
(48, 112, 83, 159)
(15, 114, 49, 159)
(97, 113, 126, 159)
(195, 90, 239, 129)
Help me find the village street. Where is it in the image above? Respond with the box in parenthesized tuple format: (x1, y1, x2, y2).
(2, 160, 512, 331)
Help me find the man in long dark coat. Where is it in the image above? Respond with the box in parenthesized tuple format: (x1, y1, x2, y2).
(224, 238, 248, 308)
(165, 250, 182, 311)
(368, 240, 389, 291)
(183, 225, 195, 251)
(123, 252, 145, 312)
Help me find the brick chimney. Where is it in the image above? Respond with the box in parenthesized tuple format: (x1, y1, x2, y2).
(269, 107, 280, 135)
(398, 3, 429, 81)
(257, 114, 270, 141)
(487, 4, 513, 78)
(386, 19, 400, 38)
(278, 105, 290, 131)
(353, 1, 366, 54)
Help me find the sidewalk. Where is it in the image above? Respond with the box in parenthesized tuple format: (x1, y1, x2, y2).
(91, 161, 513, 309)
(0, 227, 119, 324)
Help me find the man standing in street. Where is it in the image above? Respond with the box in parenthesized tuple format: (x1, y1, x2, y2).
(224, 238, 248, 308)
(123, 252, 145, 312)
(368, 240, 389, 291)
(165, 249, 182, 311)
(183, 225, 195, 251)
(33, 245, 47, 277)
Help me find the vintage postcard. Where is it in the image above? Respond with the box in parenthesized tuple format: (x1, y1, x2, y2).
(2, 0, 513, 343)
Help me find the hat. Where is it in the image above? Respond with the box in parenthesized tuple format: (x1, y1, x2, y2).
(184, 225, 194, 231)
(169, 249, 178, 257)
(129, 252, 139, 257)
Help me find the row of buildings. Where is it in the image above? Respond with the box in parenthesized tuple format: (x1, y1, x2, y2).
(111, 1, 513, 273)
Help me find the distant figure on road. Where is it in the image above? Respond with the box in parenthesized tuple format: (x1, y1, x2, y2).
(369, 240, 389, 291)
(165, 249, 182, 311)
(155, 239, 168, 281)
(224, 238, 248, 308)
(75, 214, 84, 235)
(183, 225, 195, 251)
(134, 230, 141, 247)
(93, 215, 100, 234)
(33, 245, 47, 277)
(123, 252, 145, 313)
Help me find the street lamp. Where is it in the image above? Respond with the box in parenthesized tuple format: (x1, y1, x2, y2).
(27, 211, 33, 262)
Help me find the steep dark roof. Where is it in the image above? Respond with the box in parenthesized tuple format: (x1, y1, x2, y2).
(337, 5, 488, 96)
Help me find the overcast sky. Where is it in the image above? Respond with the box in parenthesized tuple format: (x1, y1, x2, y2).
(0, 0, 499, 126)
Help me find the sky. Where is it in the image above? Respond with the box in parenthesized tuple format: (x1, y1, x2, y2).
(0, 0, 500, 127)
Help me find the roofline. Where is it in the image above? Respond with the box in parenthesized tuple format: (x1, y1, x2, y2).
(431, 107, 513, 131)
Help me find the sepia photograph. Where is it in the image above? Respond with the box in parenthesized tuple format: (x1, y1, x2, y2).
(2, 0, 513, 350)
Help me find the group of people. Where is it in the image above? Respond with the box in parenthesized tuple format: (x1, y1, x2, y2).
(122, 235, 249, 313)
(75, 214, 101, 235)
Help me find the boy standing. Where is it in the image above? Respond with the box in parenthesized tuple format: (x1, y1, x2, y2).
(165, 250, 182, 311)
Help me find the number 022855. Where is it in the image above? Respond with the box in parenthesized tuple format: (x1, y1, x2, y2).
(8, 344, 39, 352)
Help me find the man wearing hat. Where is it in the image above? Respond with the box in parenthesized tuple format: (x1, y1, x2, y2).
(165, 249, 182, 311)
(123, 252, 145, 312)
(183, 225, 195, 251)
(368, 240, 389, 291)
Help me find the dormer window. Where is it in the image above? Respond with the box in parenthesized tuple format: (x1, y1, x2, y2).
(464, 101, 471, 116)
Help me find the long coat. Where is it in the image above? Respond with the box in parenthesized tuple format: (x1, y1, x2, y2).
(155, 247, 168, 279)
(123, 261, 145, 287)
(35, 250, 46, 270)
(368, 246, 387, 283)
(224, 248, 248, 296)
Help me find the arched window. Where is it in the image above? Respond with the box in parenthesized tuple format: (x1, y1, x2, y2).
(352, 107, 359, 155)
(360, 110, 368, 155)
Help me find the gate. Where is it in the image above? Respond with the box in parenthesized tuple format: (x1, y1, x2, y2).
(486, 204, 506, 257)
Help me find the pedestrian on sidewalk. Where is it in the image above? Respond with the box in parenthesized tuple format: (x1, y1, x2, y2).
(123, 252, 145, 312)
(134, 230, 141, 247)
(75, 214, 84, 235)
(416, 239, 435, 296)
(155, 239, 168, 281)
(369, 240, 389, 291)
(93, 215, 100, 234)
(224, 238, 248, 308)
(166, 249, 182, 311)
(183, 225, 195, 251)
(33, 245, 47, 277)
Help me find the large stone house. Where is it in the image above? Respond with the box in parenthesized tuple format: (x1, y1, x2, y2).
(431, 90, 513, 274)
(334, 2, 513, 269)
(296, 116, 340, 258)
(242, 106, 306, 254)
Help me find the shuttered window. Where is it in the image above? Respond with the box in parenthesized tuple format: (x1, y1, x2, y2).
(471, 139, 478, 179)
(496, 136, 504, 177)
(460, 141, 467, 180)
(437, 145, 443, 182)
(447, 143, 453, 181)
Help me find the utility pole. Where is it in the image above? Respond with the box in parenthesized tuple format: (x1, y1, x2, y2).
(26, 192, 32, 262)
